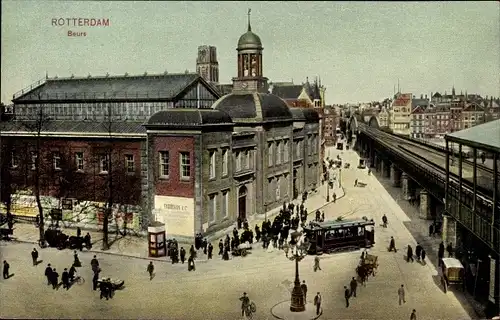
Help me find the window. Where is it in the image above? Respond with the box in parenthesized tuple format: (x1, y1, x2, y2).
(208, 193, 217, 222)
(159, 151, 169, 177)
(235, 151, 241, 171)
(31, 152, 37, 170)
(268, 142, 273, 167)
(296, 141, 301, 158)
(53, 152, 61, 170)
(100, 154, 109, 173)
(125, 154, 134, 173)
(75, 152, 84, 171)
(180, 152, 191, 179)
(10, 152, 17, 168)
(276, 141, 281, 164)
(222, 149, 228, 176)
(222, 190, 229, 218)
(275, 176, 281, 200)
(209, 150, 216, 179)
(244, 150, 250, 169)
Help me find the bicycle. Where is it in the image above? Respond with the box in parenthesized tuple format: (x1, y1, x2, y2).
(244, 302, 256, 319)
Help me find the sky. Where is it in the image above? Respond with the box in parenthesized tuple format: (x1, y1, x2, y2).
(1, 1, 499, 104)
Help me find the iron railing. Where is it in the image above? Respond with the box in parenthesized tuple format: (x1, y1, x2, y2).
(13, 78, 46, 99)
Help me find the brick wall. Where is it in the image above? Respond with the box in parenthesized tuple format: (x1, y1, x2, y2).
(2, 137, 143, 205)
(153, 135, 195, 198)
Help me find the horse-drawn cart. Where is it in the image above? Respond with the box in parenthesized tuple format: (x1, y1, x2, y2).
(356, 253, 379, 281)
(440, 258, 464, 293)
(232, 242, 252, 257)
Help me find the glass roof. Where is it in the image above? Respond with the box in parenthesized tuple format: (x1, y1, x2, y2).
(446, 119, 500, 152)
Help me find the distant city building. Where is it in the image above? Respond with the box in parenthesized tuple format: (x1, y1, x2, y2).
(196, 45, 219, 85)
(390, 93, 412, 135)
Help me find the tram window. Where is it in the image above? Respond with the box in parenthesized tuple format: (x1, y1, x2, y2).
(358, 227, 365, 236)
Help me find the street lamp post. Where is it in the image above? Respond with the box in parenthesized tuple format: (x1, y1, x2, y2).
(339, 168, 342, 188)
(287, 231, 308, 312)
(326, 171, 330, 202)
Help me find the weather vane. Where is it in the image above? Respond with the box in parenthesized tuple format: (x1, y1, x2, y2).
(247, 8, 252, 31)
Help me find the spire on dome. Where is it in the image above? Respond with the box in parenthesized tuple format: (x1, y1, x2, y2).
(247, 8, 252, 32)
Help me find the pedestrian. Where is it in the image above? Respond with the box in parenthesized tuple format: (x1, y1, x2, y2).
(218, 239, 223, 255)
(382, 214, 388, 228)
(3, 260, 10, 279)
(421, 248, 426, 263)
(147, 261, 154, 280)
(398, 284, 406, 305)
(84, 232, 92, 249)
(92, 272, 99, 291)
(313, 292, 322, 315)
(410, 309, 417, 320)
(354, 179, 358, 187)
(406, 245, 414, 263)
(69, 264, 76, 282)
(62, 268, 70, 290)
(301, 280, 308, 301)
(314, 256, 322, 272)
(428, 223, 434, 237)
(77, 227, 81, 238)
(51, 268, 59, 289)
(333, 193, 337, 203)
(415, 243, 422, 261)
(45, 263, 53, 285)
(207, 243, 213, 259)
(91, 255, 99, 274)
(389, 236, 397, 252)
(438, 242, 445, 266)
(31, 248, 39, 266)
(188, 255, 195, 271)
(446, 242, 453, 257)
(73, 250, 82, 267)
(350, 277, 358, 298)
(344, 286, 350, 307)
(180, 247, 186, 264)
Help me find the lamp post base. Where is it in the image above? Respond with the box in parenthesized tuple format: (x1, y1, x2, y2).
(271, 301, 322, 320)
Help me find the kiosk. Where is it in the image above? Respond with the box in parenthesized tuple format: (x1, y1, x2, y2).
(148, 221, 166, 257)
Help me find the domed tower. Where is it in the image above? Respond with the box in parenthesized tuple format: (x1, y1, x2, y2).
(232, 9, 269, 93)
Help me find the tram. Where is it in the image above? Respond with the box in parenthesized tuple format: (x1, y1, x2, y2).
(303, 219, 375, 255)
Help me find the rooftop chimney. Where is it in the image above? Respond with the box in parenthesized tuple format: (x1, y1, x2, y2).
(425, 94, 428, 99)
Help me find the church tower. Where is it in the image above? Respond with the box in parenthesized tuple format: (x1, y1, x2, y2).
(232, 9, 269, 93)
(196, 45, 219, 84)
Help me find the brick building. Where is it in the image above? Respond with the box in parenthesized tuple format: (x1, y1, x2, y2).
(0, 17, 320, 240)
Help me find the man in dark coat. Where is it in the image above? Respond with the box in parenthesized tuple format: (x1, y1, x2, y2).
(446, 242, 453, 257)
(62, 268, 70, 290)
(438, 242, 445, 266)
(91, 255, 99, 274)
(3, 260, 10, 279)
(389, 236, 397, 252)
(69, 265, 76, 282)
(31, 248, 39, 266)
(218, 239, 224, 255)
(45, 264, 53, 285)
(406, 245, 414, 262)
(207, 243, 213, 259)
(314, 292, 322, 315)
(84, 232, 92, 249)
(147, 261, 154, 280)
(77, 227, 81, 238)
(255, 225, 261, 242)
(415, 243, 422, 261)
(344, 286, 350, 307)
(180, 247, 186, 264)
(203, 239, 208, 255)
(350, 277, 358, 297)
(51, 268, 59, 289)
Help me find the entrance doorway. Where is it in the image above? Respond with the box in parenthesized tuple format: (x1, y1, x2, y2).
(238, 186, 247, 221)
(293, 169, 298, 200)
